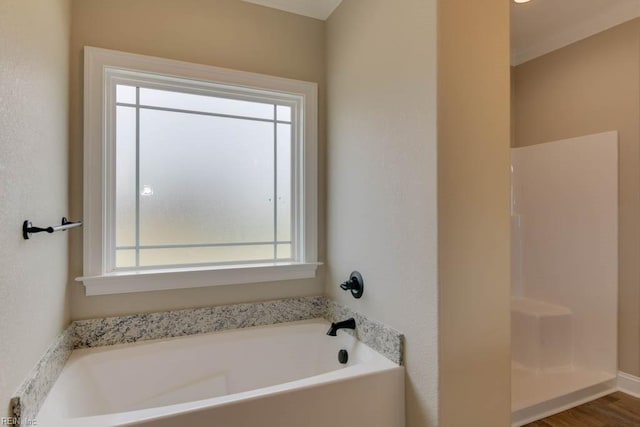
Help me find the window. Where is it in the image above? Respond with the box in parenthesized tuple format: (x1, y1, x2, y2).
(79, 47, 318, 295)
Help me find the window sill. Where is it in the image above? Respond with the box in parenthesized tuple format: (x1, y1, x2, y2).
(76, 262, 321, 296)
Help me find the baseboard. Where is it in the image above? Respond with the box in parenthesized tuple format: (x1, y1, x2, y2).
(618, 371, 640, 398)
(511, 378, 617, 427)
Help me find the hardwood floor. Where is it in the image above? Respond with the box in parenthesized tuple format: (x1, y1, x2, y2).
(525, 392, 640, 426)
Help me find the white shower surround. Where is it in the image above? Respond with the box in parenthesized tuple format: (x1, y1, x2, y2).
(37, 319, 404, 427)
(510, 131, 618, 425)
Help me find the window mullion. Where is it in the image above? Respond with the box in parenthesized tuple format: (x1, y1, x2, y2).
(273, 104, 278, 260)
(135, 87, 141, 267)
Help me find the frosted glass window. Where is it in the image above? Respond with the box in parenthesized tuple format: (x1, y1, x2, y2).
(115, 106, 136, 248)
(115, 250, 136, 268)
(114, 84, 294, 269)
(277, 244, 291, 260)
(276, 105, 292, 123)
(117, 85, 136, 104)
(139, 245, 274, 267)
(82, 48, 318, 295)
(276, 124, 292, 243)
(139, 88, 274, 120)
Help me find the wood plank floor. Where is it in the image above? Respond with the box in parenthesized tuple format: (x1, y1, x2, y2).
(524, 392, 640, 426)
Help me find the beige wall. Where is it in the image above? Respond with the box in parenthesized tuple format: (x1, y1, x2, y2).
(514, 18, 640, 376)
(69, 0, 326, 319)
(438, 0, 512, 425)
(326, 2, 512, 425)
(326, 1, 439, 425)
(0, 0, 71, 414)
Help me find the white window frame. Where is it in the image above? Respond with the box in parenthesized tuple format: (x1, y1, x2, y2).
(78, 47, 318, 296)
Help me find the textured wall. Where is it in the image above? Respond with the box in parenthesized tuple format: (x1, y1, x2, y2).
(69, 0, 326, 319)
(438, 0, 512, 425)
(514, 18, 640, 376)
(326, 1, 439, 425)
(0, 0, 71, 415)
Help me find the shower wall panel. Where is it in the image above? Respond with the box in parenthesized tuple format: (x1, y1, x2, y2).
(511, 131, 618, 375)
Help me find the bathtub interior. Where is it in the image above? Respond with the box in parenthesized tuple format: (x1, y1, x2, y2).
(37, 319, 401, 424)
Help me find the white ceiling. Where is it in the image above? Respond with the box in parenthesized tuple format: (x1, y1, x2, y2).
(512, 0, 640, 65)
(242, 0, 343, 20)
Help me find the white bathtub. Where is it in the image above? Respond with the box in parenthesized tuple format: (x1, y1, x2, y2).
(37, 319, 404, 427)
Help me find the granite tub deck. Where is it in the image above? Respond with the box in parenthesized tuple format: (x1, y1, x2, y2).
(10, 296, 403, 424)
